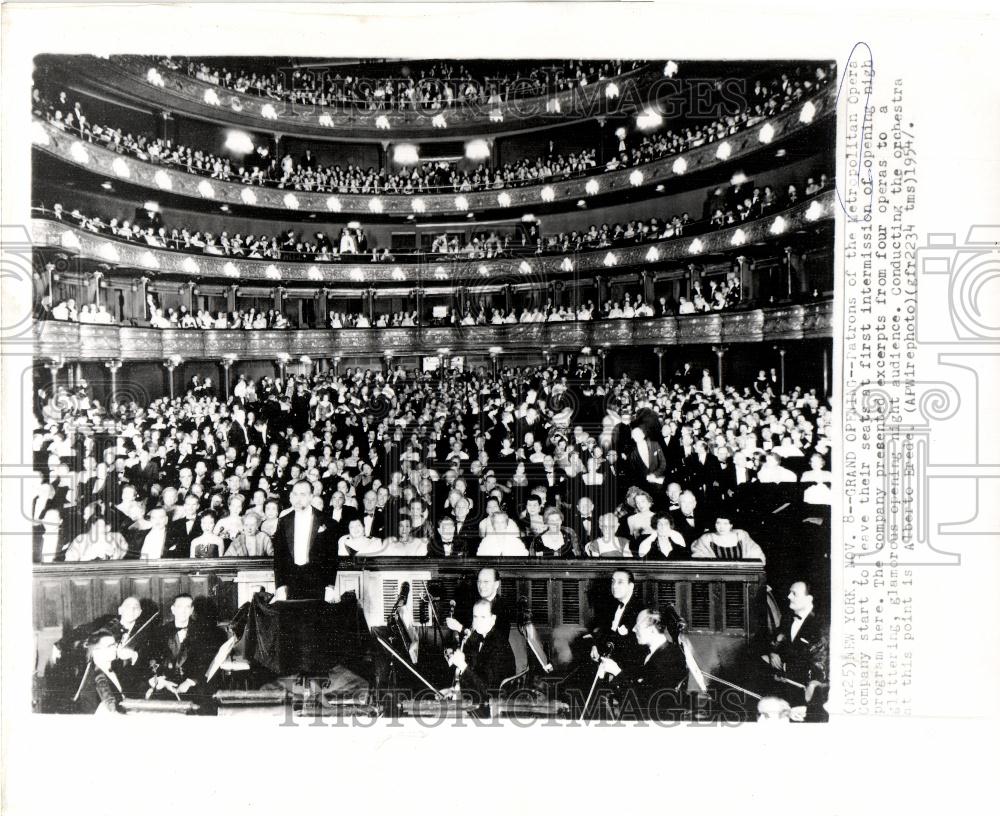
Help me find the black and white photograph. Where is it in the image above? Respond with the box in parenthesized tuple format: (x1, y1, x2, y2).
(3, 4, 998, 815)
(26, 51, 835, 723)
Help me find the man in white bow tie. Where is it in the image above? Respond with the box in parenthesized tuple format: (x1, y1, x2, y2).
(271, 480, 338, 602)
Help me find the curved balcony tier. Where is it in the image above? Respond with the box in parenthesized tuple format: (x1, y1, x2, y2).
(32, 188, 835, 285)
(32, 83, 835, 217)
(32, 300, 832, 361)
(62, 56, 665, 139)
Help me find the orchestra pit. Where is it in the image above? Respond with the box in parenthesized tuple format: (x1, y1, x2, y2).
(29, 55, 835, 723)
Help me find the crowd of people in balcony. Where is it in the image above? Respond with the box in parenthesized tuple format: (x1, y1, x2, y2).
(32, 62, 830, 199)
(33, 169, 829, 275)
(163, 57, 643, 109)
(31, 356, 832, 571)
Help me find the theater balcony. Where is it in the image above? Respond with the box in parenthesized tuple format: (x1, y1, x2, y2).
(52, 56, 667, 139)
(30, 83, 835, 218)
(31, 300, 832, 365)
(30, 187, 835, 286)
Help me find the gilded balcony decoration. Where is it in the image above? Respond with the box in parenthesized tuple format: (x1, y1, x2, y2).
(32, 301, 833, 361)
(61, 55, 664, 139)
(31, 189, 835, 285)
(32, 83, 835, 216)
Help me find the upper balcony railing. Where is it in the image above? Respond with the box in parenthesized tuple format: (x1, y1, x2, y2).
(66, 56, 665, 139)
(32, 83, 835, 217)
(30, 300, 833, 361)
(32, 188, 835, 285)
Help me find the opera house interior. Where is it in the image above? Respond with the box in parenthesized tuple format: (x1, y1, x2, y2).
(28, 55, 835, 723)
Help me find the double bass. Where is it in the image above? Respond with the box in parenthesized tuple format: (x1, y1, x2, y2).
(388, 581, 418, 663)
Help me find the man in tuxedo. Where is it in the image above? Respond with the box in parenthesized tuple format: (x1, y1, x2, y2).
(148, 593, 226, 701)
(359, 489, 386, 540)
(271, 480, 339, 601)
(138, 507, 170, 559)
(571, 496, 597, 545)
(589, 569, 645, 672)
(767, 580, 828, 721)
(670, 490, 709, 546)
(598, 608, 689, 720)
(227, 406, 252, 455)
(451, 496, 478, 556)
(446, 599, 516, 700)
(626, 425, 667, 490)
(164, 495, 201, 558)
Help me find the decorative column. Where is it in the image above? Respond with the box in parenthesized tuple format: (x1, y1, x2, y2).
(504, 284, 512, 312)
(332, 356, 341, 377)
(274, 286, 285, 315)
(103, 359, 122, 408)
(45, 357, 64, 396)
(227, 284, 238, 313)
(163, 356, 180, 399)
(687, 264, 698, 298)
(184, 281, 197, 312)
(596, 275, 608, 306)
(133, 276, 150, 322)
(712, 345, 725, 389)
(784, 247, 795, 300)
(735, 255, 751, 303)
(90, 269, 104, 307)
(275, 353, 289, 383)
(383, 351, 394, 377)
(776, 346, 787, 393)
(458, 286, 467, 316)
(414, 288, 424, 325)
(317, 289, 329, 326)
(438, 348, 450, 381)
(367, 288, 376, 324)
(489, 347, 501, 378)
(221, 355, 235, 400)
(654, 347, 664, 386)
(597, 347, 607, 385)
(641, 270, 654, 304)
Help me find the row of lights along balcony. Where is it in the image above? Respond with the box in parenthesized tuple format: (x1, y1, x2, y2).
(140, 60, 671, 126)
(45, 96, 819, 215)
(54, 196, 829, 285)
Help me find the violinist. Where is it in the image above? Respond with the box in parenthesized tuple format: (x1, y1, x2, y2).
(446, 600, 515, 700)
(75, 629, 125, 715)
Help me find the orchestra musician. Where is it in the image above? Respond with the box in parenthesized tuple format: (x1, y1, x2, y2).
(147, 593, 226, 701)
(596, 608, 689, 720)
(588, 569, 644, 671)
(75, 629, 125, 715)
(446, 567, 553, 673)
(446, 599, 516, 700)
(767, 580, 828, 721)
(49, 595, 157, 696)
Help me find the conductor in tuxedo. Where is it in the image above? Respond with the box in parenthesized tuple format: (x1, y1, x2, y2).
(272, 480, 339, 602)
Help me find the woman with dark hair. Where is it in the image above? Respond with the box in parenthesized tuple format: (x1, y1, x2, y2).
(75, 629, 124, 715)
(529, 507, 579, 557)
(691, 510, 766, 562)
(63, 501, 128, 562)
(638, 513, 690, 560)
